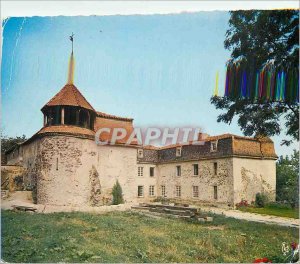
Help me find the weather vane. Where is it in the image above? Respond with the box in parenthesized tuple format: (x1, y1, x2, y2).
(69, 33, 74, 53)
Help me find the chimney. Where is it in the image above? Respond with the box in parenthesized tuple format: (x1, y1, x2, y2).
(198, 133, 209, 141)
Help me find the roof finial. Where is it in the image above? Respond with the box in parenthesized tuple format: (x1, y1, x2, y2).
(67, 33, 75, 84)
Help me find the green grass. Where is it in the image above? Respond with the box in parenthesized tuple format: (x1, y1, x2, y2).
(1, 210, 299, 263)
(238, 205, 299, 219)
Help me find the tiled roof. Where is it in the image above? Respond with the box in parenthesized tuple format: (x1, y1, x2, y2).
(42, 84, 95, 111)
(205, 133, 256, 141)
(96, 111, 133, 122)
(143, 145, 160, 150)
(38, 125, 95, 137)
(138, 134, 277, 162)
(23, 125, 139, 146)
(94, 115, 139, 145)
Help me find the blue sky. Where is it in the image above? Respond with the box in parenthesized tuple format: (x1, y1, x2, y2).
(1, 12, 297, 156)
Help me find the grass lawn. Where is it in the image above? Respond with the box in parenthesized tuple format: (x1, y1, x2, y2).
(238, 206, 299, 219)
(2, 210, 299, 263)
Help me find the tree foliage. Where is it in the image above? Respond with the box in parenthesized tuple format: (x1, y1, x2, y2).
(276, 150, 299, 208)
(211, 10, 299, 145)
(112, 180, 124, 205)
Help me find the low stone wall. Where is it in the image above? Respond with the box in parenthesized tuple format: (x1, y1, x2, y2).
(1, 165, 27, 192)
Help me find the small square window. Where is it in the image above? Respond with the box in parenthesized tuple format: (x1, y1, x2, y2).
(138, 167, 144, 177)
(176, 147, 182, 157)
(193, 164, 199, 176)
(137, 149, 144, 158)
(193, 186, 199, 198)
(176, 165, 181, 176)
(161, 185, 166, 197)
(176, 186, 181, 197)
(149, 185, 155, 196)
(150, 167, 155, 177)
(138, 186, 144, 197)
(211, 141, 218, 152)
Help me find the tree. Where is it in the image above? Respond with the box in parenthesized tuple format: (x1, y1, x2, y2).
(112, 180, 124, 205)
(211, 10, 299, 145)
(1, 134, 27, 164)
(276, 150, 299, 208)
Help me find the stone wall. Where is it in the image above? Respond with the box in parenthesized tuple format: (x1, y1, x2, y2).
(155, 158, 234, 206)
(14, 135, 146, 206)
(135, 163, 158, 202)
(1, 165, 27, 191)
(5, 134, 276, 208)
(232, 157, 276, 205)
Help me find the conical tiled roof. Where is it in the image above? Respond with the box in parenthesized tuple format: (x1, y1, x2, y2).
(41, 84, 95, 111)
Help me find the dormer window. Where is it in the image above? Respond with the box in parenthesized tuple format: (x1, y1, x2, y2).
(137, 149, 144, 158)
(210, 141, 218, 152)
(176, 147, 182, 157)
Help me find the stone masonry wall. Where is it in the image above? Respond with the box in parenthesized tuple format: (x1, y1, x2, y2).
(1, 165, 27, 191)
(232, 157, 276, 205)
(155, 158, 234, 206)
(19, 135, 148, 206)
(6, 134, 276, 208)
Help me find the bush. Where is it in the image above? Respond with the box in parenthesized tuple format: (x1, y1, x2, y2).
(112, 180, 124, 205)
(235, 199, 249, 208)
(255, 193, 268, 208)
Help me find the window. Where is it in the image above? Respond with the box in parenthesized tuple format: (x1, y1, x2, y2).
(138, 186, 144, 197)
(150, 167, 155, 177)
(213, 162, 218, 175)
(176, 186, 181, 197)
(176, 165, 181, 176)
(193, 164, 199, 176)
(56, 158, 58, 171)
(193, 186, 199, 198)
(211, 141, 218, 152)
(176, 147, 182, 157)
(137, 149, 144, 158)
(138, 167, 144, 177)
(149, 185, 155, 196)
(214, 186, 218, 200)
(161, 185, 166, 197)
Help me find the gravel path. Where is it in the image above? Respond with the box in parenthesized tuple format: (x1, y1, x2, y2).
(200, 206, 299, 228)
(1, 191, 133, 214)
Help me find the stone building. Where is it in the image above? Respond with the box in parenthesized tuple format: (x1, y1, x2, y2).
(5, 52, 278, 208)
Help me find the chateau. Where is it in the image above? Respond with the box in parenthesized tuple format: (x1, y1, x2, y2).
(5, 52, 278, 208)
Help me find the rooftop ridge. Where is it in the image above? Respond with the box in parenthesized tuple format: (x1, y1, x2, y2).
(96, 111, 133, 122)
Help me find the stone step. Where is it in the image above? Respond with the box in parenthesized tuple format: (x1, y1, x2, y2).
(131, 206, 151, 211)
(139, 203, 198, 213)
(149, 207, 195, 216)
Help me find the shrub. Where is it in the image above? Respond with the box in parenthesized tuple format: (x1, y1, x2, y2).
(255, 193, 268, 208)
(112, 180, 124, 205)
(236, 199, 249, 208)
